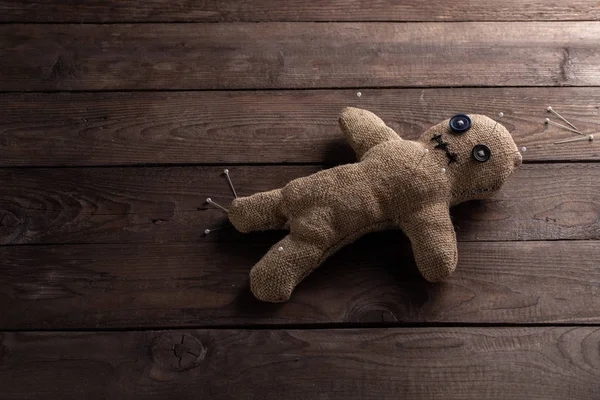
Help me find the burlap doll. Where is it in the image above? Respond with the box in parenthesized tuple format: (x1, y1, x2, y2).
(225, 108, 522, 302)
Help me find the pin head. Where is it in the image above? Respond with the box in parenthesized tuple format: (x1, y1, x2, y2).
(547, 106, 553, 112)
(498, 112, 504, 118)
(521, 146, 527, 152)
(204, 229, 210, 235)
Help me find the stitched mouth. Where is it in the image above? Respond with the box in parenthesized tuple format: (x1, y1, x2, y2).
(431, 134, 458, 164)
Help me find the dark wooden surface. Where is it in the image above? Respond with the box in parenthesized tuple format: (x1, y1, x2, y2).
(2, 0, 600, 22)
(2, 88, 600, 166)
(2, 22, 600, 91)
(1, 1, 600, 398)
(1, 328, 600, 400)
(2, 240, 600, 329)
(1, 164, 599, 245)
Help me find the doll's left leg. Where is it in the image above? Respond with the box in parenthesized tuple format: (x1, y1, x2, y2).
(249, 234, 326, 302)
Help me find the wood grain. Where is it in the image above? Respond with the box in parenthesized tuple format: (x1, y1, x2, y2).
(1, 22, 600, 91)
(1, 163, 598, 245)
(2, 88, 600, 166)
(2, 0, 600, 22)
(1, 240, 600, 329)
(1, 327, 599, 399)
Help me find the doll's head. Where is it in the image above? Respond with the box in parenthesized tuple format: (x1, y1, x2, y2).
(419, 114, 522, 204)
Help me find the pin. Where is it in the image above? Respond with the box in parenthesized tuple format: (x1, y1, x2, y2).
(554, 134, 594, 144)
(204, 224, 231, 235)
(491, 112, 504, 135)
(413, 147, 429, 170)
(356, 92, 362, 98)
(206, 197, 229, 213)
(547, 106, 578, 130)
(521, 147, 527, 152)
(544, 118, 584, 135)
(204, 170, 238, 237)
(223, 169, 237, 198)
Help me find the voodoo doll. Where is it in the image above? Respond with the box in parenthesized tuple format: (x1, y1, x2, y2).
(225, 107, 522, 302)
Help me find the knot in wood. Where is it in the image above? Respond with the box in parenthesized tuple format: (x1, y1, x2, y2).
(151, 332, 206, 372)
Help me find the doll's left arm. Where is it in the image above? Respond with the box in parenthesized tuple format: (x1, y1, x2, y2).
(399, 203, 458, 282)
(338, 107, 401, 160)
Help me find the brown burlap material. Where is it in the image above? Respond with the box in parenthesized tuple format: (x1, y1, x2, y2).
(228, 108, 522, 302)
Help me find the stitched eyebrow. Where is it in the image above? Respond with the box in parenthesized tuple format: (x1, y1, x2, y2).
(431, 134, 459, 164)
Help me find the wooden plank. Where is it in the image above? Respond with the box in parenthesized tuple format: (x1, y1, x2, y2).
(1, 327, 599, 399)
(1, 240, 600, 329)
(2, 0, 600, 22)
(2, 88, 600, 166)
(1, 22, 600, 91)
(1, 163, 599, 245)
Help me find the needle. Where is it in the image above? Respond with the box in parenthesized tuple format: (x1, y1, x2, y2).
(206, 198, 229, 213)
(204, 224, 231, 235)
(553, 134, 594, 144)
(545, 118, 585, 135)
(547, 106, 578, 130)
(224, 169, 237, 198)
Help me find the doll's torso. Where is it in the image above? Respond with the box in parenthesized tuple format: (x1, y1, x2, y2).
(280, 139, 451, 242)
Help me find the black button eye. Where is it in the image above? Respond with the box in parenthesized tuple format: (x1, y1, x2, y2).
(472, 144, 491, 162)
(449, 114, 472, 133)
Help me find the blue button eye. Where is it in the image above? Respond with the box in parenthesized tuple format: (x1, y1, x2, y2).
(449, 114, 472, 133)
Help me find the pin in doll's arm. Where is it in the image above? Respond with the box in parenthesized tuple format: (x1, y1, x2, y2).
(338, 107, 402, 160)
(400, 203, 458, 282)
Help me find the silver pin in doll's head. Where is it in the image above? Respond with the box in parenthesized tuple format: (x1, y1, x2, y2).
(490, 112, 504, 136)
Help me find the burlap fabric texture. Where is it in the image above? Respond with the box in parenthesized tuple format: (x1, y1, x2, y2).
(229, 107, 522, 302)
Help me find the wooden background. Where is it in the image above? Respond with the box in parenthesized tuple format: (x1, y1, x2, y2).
(1, 1, 600, 398)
